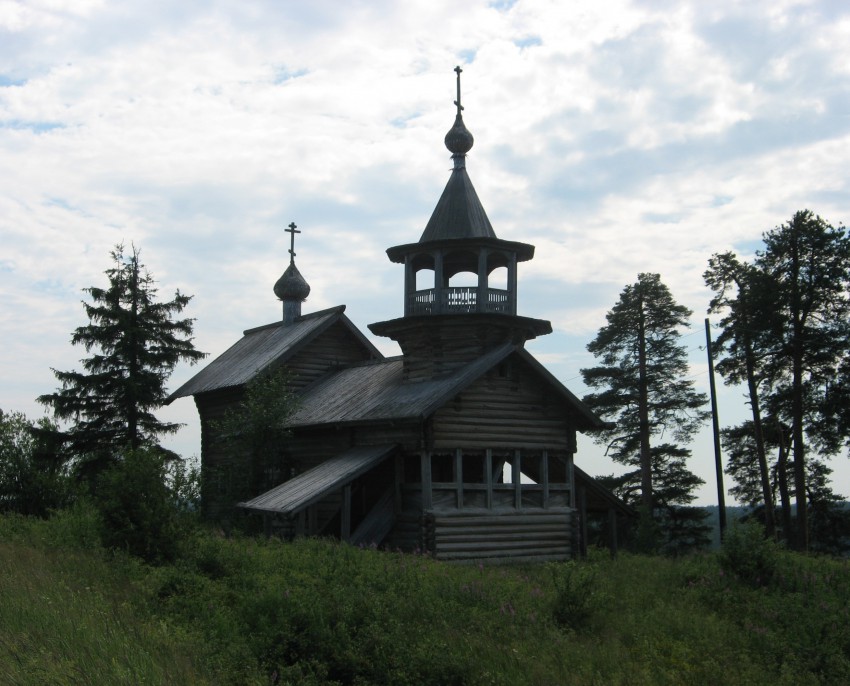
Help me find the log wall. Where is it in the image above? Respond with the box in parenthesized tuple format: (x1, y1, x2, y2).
(431, 357, 577, 452)
(285, 321, 378, 389)
(430, 509, 573, 563)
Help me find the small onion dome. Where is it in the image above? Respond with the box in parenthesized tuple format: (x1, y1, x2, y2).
(273, 262, 311, 302)
(444, 113, 474, 155)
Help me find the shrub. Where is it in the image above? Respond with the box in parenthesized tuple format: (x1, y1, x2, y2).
(94, 448, 196, 563)
(549, 560, 599, 631)
(0, 409, 74, 517)
(718, 519, 779, 587)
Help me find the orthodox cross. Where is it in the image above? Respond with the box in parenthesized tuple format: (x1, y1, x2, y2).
(285, 221, 300, 263)
(454, 65, 464, 115)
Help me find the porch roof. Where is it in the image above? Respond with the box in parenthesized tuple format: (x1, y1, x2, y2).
(238, 444, 397, 515)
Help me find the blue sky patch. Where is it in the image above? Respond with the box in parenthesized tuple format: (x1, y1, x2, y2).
(2, 120, 64, 133)
(272, 67, 308, 84)
(0, 75, 27, 87)
(514, 36, 542, 49)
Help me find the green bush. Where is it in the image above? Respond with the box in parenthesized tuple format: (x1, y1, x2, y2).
(0, 408, 74, 517)
(549, 560, 600, 631)
(94, 449, 198, 563)
(718, 519, 779, 587)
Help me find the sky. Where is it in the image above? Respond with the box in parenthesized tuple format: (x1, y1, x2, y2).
(2, 0, 849, 505)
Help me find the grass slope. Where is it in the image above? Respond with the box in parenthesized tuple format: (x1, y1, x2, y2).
(1, 510, 849, 685)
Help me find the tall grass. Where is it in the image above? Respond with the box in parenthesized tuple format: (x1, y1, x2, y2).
(0, 543, 221, 685)
(2, 512, 849, 685)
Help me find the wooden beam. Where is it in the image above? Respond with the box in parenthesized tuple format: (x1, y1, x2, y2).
(578, 485, 588, 559)
(513, 450, 522, 509)
(542, 449, 550, 509)
(342, 485, 351, 541)
(477, 248, 488, 313)
(454, 448, 464, 510)
(394, 453, 403, 514)
(485, 449, 493, 510)
(307, 504, 317, 536)
(421, 450, 433, 510)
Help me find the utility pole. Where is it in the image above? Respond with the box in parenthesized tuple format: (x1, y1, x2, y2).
(705, 318, 727, 539)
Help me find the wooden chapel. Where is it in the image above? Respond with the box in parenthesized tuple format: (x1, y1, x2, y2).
(169, 68, 632, 562)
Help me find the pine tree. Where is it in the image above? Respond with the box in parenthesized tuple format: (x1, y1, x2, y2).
(39, 245, 206, 477)
(755, 210, 850, 550)
(704, 251, 779, 536)
(581, 273, 710, 552)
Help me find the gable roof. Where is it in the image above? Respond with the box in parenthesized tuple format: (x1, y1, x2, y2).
(168, 305, 380, 401)
(287, 343, 515, 428)
(286, 342, 607, 431)
(574, 465, 638, 518)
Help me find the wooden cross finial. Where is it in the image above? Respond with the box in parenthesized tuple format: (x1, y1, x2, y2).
(454, 65, 464, 115)
(285, 221, 300, 263)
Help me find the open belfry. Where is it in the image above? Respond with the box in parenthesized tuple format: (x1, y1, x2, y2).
(170, 68, 632, 562)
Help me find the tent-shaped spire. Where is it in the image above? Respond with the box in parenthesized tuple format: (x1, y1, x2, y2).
(419, 66, 496, 243)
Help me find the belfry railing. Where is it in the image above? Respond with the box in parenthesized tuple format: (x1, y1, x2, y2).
(409, 286, 511, 315)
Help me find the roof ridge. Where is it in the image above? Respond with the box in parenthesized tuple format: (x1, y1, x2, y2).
(242, 305, 345, 335)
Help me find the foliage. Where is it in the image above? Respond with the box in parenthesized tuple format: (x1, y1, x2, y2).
(581, 273, 711, 552)
(210, 368, 298, 518)
(6, 513, 850, 685)
(0, 408, 74, 517)
(38, 244, 206, 479)
(549, 560, 603, 631)
(94, 448, 199, 563)
(706, 210, 850, 550)
(705, 251, 778, 536)
(718, 519, 780, 587)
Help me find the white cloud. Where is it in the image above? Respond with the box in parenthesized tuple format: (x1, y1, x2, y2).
(2, 0, 849, 503)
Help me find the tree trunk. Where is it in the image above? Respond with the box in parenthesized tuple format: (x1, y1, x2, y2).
(789, 241, 808, 551)
(776, 425, 793, 543)
(128, 255, 140, 450)
(743, 333, 775, 537)
(637, 291, 653, 514)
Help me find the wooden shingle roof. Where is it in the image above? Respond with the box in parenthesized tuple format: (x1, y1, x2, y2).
(239, 444, 397, 515)
(287, 343, 516, 428)
(168, 306, 379, 401)
(419, 164, 496, 242)
(286, 342, 607, 431)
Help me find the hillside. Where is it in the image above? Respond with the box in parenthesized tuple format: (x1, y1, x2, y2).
(2, 511, 849, 685)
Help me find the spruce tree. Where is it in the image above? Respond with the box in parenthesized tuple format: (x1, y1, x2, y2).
(39, 245, 206, 477)
(581, 273, 710, 552)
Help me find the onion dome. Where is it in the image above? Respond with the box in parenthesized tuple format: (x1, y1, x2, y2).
(445, 113, 474, 154)
(274, 222, 311, 324)
(274, 262, 311, 302)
